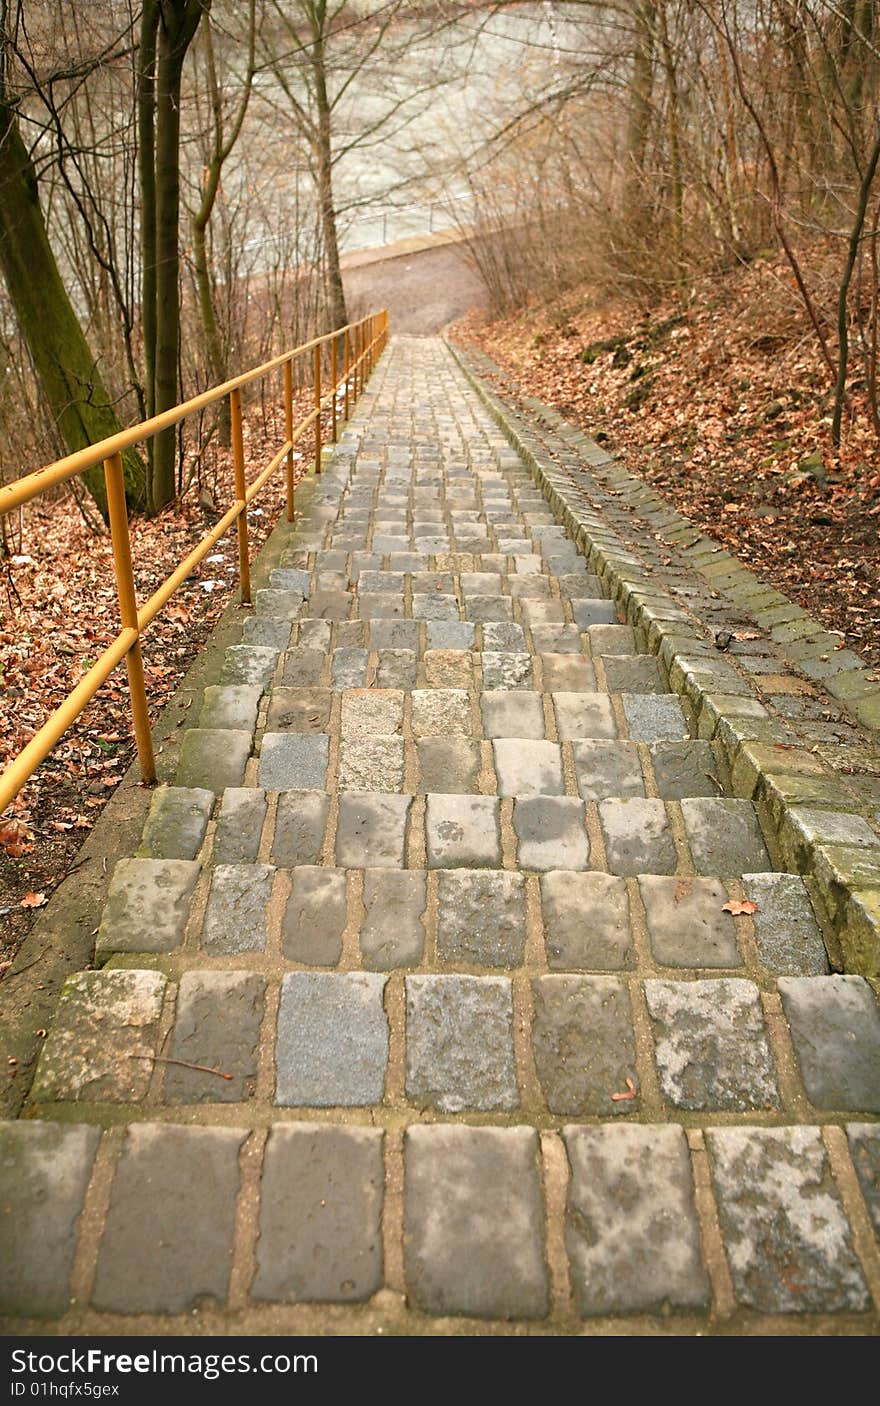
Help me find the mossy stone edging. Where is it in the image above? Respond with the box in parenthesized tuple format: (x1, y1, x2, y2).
(450, 342, 880, 980)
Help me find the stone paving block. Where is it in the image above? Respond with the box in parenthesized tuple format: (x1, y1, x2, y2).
(220, 644, 278, 687)
(92, 1124, 244, 1313)
(412, 688, 472, 737)
(166, 972, 264, 1102)
(426, 620, 475, 650)
(644, 978, 779, 1110)
(297, 620, 332, 651)
(741, 872, 829, 974)
(404, 1125, 548, 1319)
(282, 866, 348, 966)
(405, 975, 517, 1111)
(648, 740, 720, 799)
(361, 869, 426, 968)
(460, 571, 502, 596)
(551, 692, 617, 740)
(412, 592, 459, 620)
(481, 651, 533, 689)
(331, 646, 369, 688)
(370, 619, 420, 651)
(338, 737, 405, 792)
(275, 973, 388, 1106)
(97, 857, 199, 955)
(846, 1124, 880, 1238)
(255, 588, 303, 619)
(270, 567, 310, 595)
(336, 792, 412, 868)
(424, 649, 473, 689)
(520, 599, 566, 627)
(280, 646, 326, 686)
(259, 732, 329, 790)
(514, 796, 590, 871)
(481, 690, 545, 739)
(265, 687, 331, 732)
(341, 689, 403, 737)
(376, 648, 418, 688)
(588, 624, 636, 654)
(507, 574, 551, 599)
(571, 739, 645, 800)
(706, 1127, 868, 1312)
(680, 797, 771, 875)
(31, 970, 167, 1103)
(175, 728, 251, 791)
(253, 1125, 384, 1304)
(307, 589, 352, 620)
(571, 599, 618, 628)
(465, 595, 513, 623)
(199, 684, 263, 732)
(242, 617, 292, 650)
(139, 785, 213, 860)
(540, 871, 633, 969)
(202, 862, 274, 954)
(599, 799, 677, 876)
(563, 1124, 710, 1315)
(493, 738, 564, 796)
(416, 737, 481, 793)
(437, 869, 526, 966)
(638, 876, 742, 968)
(531, 961, 640, 1113)
(481, 621, 526, 651)
(530, 624, 583, 653)
(272, 789, 329, 866)
(622, 693, 689, 742)
(603, 655, 666, 694)
(778, 976, 880, 1110)
(539, 654, 597, 691)
(0, 1122, 101, 1316)
(426, 793, 502, 868)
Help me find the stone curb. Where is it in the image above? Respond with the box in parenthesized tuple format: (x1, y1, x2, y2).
(449, 343, 880, 979)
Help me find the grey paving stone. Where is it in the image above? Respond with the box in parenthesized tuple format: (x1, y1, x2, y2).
(571, 599, 618, 628)
(31, 970, 167, 1104)
(481, 621, 526, 651)
(307, 588, 352, 619)
(599, 799, 677, 876)
(589, 624, 636, 654)
(202, 862, 274, 954)
(331, 646, 369, 688)
(265, 687, 331, 732)
(493, 738, 564, 796)
(530, 624, 583, 653)
(416, 737, 481, 793)
(645, 978, 779, 1110)
(706, 1126, 868, 1312)
(0, 1122, 101, 1316)
(242, 617, 292, 650)
(426, 620, 475, 650)
(376, 648, 418, 687)
(540, 871, 632, 969)
(338, 737, 405, 791)
(175, 728, 251, 791)
(602, 654, 665, 695)
(270, 567, 310, 595)
(514, 796, 590, 871)
(681, 798, 771, 875)
(282, 866, 347, 966)
(296, 619, 332, 651)
(405, 975, 518, 1111)
(563, 1124, 710, 1315)
(275, 972, 388, 1106)
(846, 1124, 880, 1238)
(551, 692, 617, 740)
(166, 972, 264, 1102)
(412, 592, 459, 620)
(539, 653, 597, 691)
(481, 690, 545, 739)
(360, 869, 426, 968)
(520, 599, 566, 627)
(97, 857, 199, 955)
(465, 594, 513, 623)
(622, 694, 689, 742)
(532, 976, 637, 1114)
(370, 619, 420, 651)
(742, 872, 829, 974)
(259, 732, 329, 790)
(220, 644, 278, 687)
(557, 573, 604, 599)
(778, 976, 880, 1111)
(424, 649, 473, 689)
(92, 1124, 244, 1313)
(341, 689, 403, 737)
(460, 571, 502, 596)
(280, 646, 326, 686)
(336, 793, 412, 868)
(426, 794, 502, 868)
(412, 688, 472, 737)
(272, 789, 329, 866)
(404, 1125, 549, 1319)
(255, 587, 303, 619)
(571, 740, 645, 800)
(253, 1125, 384, 1304)
(648, 740, 720, 799)
(638, 876, 742, 968)
(138, 785, 213, 860)
(437, 869, 526, 966)
(199, 685, 263, 732)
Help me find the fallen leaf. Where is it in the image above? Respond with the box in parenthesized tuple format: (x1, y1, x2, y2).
(20, 891, 48, 908)
(611, 1076, 638, 1102)
(722, 899, 758, 915)
(733, 630, 762, 640)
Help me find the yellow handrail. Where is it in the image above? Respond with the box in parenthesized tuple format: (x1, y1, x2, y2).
(0, 308, 390, 814)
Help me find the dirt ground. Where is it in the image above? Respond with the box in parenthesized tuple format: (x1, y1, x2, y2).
(343, 239, 487, 334)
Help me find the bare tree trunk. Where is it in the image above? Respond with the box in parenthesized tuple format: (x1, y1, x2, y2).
(312, 23, 347, 329)
(832, 128, 880, 446)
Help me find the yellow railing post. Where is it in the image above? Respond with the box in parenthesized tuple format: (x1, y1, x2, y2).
(229, 387, 251, 604)
(284, 357, 294, 523)
(331, 334, 338, 444)
(103, 452, 156, 785)
(344, 327, 351, 421)
(313, 342, 322, 474)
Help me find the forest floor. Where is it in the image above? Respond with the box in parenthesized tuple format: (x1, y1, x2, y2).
(0, 398, 311, 969)
(453, 251, 880, 681)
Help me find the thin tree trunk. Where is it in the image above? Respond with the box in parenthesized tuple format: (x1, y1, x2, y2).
(312, 32, 347, 329)
(138, 1, 159, 434)
(832, 127, 880, 446)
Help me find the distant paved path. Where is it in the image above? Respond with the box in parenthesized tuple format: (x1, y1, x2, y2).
(2, 337, 878, 1335)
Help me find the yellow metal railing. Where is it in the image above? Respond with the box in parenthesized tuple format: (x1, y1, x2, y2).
(0, 308, 390, 814)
